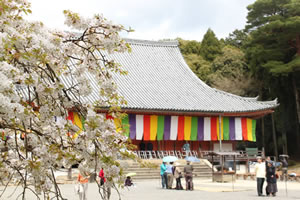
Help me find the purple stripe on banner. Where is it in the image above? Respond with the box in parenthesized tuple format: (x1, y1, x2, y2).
(229, 117, 235, 140)
(197, 117, 204, 141)
(164, 116, 171, 140)
(129, 114, 136, 139)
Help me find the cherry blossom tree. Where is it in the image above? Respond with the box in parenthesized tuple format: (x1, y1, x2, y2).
(0, 0, 135, 199)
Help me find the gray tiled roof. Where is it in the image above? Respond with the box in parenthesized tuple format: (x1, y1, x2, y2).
(16, 39, 278, 113)
(100, 39, 277, 113)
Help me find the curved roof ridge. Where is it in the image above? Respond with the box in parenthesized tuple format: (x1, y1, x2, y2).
(258, 98, 278, 105)
(213, 88, 258, 101)
(124, 38, 178, 47)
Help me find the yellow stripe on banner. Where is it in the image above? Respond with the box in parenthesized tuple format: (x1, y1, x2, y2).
(184, 116, 192, 140)
(247, 118, 253, 141)
(150, 115, 158, 140)
(74, 112, 83, 130)
(221, 117, 224, 140)
(216, 117, 224, 140)
(114, 118, 122, 132)
(73, 112, 83, 138)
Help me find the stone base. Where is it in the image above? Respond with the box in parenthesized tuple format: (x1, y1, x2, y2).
(212, 172, 236, 182)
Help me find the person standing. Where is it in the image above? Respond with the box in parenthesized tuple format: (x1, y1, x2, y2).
(99, 168, 111, 200)
(184, 161, 194, 190)
(99, 168, 106, 186)
(173, 163, 183, 190)
(160, 162, 167, 189)
(266, 161, 278, 196)
(165, 162, 174, 189)
(255, 157, 266, 196)
(183, 142, 191, 156)
(77, 171, 89, 200)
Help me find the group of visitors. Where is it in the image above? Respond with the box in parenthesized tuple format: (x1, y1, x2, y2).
(160, 161, 194, 190)
(255, 156, 278, 197)
(76, 168, 111, 200)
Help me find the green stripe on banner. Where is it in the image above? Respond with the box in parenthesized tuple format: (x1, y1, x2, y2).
(252, 120, 256, 142)
(190, 117, 198, 141)
(122, 115, 129, 137)
(223, 117, 229, 140)
(81, 116, 86, 131)
(157, 116, 165, 140)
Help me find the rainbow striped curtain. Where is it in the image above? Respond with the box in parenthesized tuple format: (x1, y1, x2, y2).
(114, 114, 256, 142)
(66, 111, 85, 138)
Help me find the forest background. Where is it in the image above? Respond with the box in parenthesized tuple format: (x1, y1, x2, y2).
(174, 0, 300, 160)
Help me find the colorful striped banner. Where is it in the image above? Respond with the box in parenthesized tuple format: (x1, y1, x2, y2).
(150, 115, 158, 141)
(129, 114, 136, 139)
(190, 117, 198, 141)
(170, 116, 178, 140)
(130, 115, 256, 142)
(223, 117, 229, 140)
(157, 115, 165, 141)
(136, 115, 144, 140)
(122, 115, 129, 137)
(143, 115, 150, 141)
(184, 116, 192, 141)
(68, 112, 257, 142)
(67, 111, 85, 138)
(177, 116, 185, 141)
(164, 116, 171, 140)
(204, 117, 211, 141)
(197, 117, 204, 141)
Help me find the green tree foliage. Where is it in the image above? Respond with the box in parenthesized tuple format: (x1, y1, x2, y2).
(225, 29, 249, 49)
(209, 46, 257, 96)
(178, 38, 212, 82)
(246, 0, 300, 74)
(246, 0, 300, 156)
(184, 53, 211, 82)
(178, 38, 201, 55)
(199, 29, 222, 61)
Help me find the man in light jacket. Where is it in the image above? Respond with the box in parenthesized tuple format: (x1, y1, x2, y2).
(255, 156, 266, 196)
(165, 162, 174, 189)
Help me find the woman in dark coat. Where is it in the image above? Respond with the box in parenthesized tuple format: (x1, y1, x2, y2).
(266, 162, 278, 196)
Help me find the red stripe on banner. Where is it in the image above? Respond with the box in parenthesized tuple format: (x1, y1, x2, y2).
(177, 116, 185, 140)
(67, 111, 74, 123)
(143, 115, 150, 141)
(241, 118, 248, 140)
(211, 117, 218, 141)
(106, 113, 114, 120)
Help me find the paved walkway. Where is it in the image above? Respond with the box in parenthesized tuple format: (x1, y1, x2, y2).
(1, 179, 300, 200)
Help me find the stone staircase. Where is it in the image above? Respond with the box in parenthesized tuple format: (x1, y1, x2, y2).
(122, 159, 212, 180)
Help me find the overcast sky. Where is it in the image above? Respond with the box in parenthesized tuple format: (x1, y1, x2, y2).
(26, 0, 256, 41)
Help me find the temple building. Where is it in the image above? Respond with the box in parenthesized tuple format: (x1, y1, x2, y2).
(67, 39, 278, 152)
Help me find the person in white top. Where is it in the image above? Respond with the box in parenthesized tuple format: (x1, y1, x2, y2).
(255, 156, 266, 196)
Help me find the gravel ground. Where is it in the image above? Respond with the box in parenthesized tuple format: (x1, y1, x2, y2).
(1, 179, 299, 200)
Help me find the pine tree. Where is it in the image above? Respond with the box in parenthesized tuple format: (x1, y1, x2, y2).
(200, 28, 222, 61)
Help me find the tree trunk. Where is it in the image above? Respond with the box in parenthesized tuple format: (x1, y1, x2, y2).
(261, 117, 265, 157)
(292, 75, 300, 123)
(67, 167, 72, 180)
(282, 130, 288, 155)
(271, 114, 278, 159)
(292, 75, 300, 152)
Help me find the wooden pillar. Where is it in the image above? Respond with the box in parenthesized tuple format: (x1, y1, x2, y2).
(261, 117, 265, 157)
(271, 113, 278, 159)
(173, 141, 176, 151)
(219, 115, 222, 152)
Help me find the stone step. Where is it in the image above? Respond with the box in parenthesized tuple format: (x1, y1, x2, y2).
(131, 174, 212, 180)
(124, 166, 209, 170)
(124, 171, 212, 176)
(123, 169, 212, 174)
(120, 159, 213, 180)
